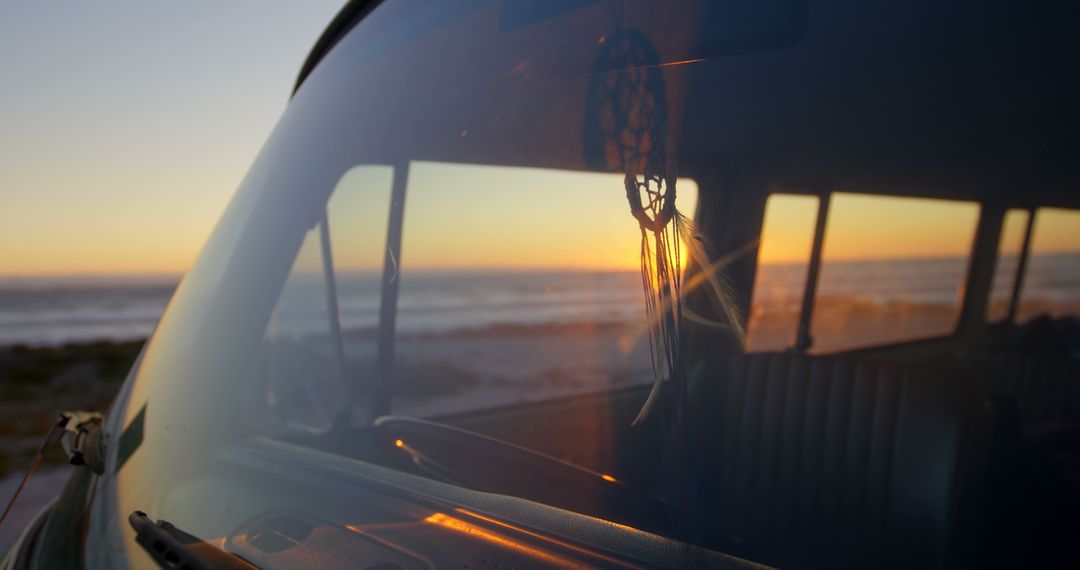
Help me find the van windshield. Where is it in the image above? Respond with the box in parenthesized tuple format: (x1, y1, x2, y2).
(94, 1, 1080, 568)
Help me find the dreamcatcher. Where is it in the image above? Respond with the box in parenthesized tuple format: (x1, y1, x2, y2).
(584, 29, 744, 425)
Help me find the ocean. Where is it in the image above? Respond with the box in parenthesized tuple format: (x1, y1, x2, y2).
(0, 254, 1076, 349)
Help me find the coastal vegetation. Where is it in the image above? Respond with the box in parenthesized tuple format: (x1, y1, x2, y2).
(0, 340, 141, 477)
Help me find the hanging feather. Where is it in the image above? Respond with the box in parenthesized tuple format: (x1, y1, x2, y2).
(624, 161, 684, 425)
(628, 200, 747, 425)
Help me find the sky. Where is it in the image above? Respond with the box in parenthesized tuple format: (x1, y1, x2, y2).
(399, 163, 699, 271)
(0, 1, 344, 277)
(760, 192, 984, 264)
(287, 162, 700, 273)
(759, 193, 1080, 265)
(0, 3, 1075, 278)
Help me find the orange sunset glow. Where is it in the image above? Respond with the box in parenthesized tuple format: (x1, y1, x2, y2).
(298, 163, 1036, 278)
(8, 161, 1052, 277)
(1, 3, 1078, 567)
(756, 192, 987, 267)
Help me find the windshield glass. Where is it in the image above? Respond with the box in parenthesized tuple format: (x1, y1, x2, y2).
(86, 1, 1079, 568)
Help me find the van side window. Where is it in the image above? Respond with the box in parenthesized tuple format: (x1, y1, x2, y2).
(809, 193, 979, 353)
(1017, 208, 1080, 322)
(395, 162, 699, 418)
(746, 194, 819, 351)
(986, 209, 1030, 322)
(266, 161, 704, 424)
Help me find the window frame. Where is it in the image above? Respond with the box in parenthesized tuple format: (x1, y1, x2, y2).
(1000, 206, 1080, 325)
(985, 207, 1036, 325)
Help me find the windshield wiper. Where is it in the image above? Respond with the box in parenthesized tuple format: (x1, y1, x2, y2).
(129, 511, 256, 570)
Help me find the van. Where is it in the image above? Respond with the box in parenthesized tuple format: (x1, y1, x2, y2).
(5, 1, 1078, 568)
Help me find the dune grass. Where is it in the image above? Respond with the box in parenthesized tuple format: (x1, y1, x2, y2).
(0, 340, 142, 478)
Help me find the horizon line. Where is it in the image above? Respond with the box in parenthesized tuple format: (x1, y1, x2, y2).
(3, 249, 1078, 281)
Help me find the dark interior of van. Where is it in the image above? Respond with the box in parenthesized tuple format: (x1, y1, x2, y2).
(366, 4, 1076, 570)
(276, 1, 1079, 568)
